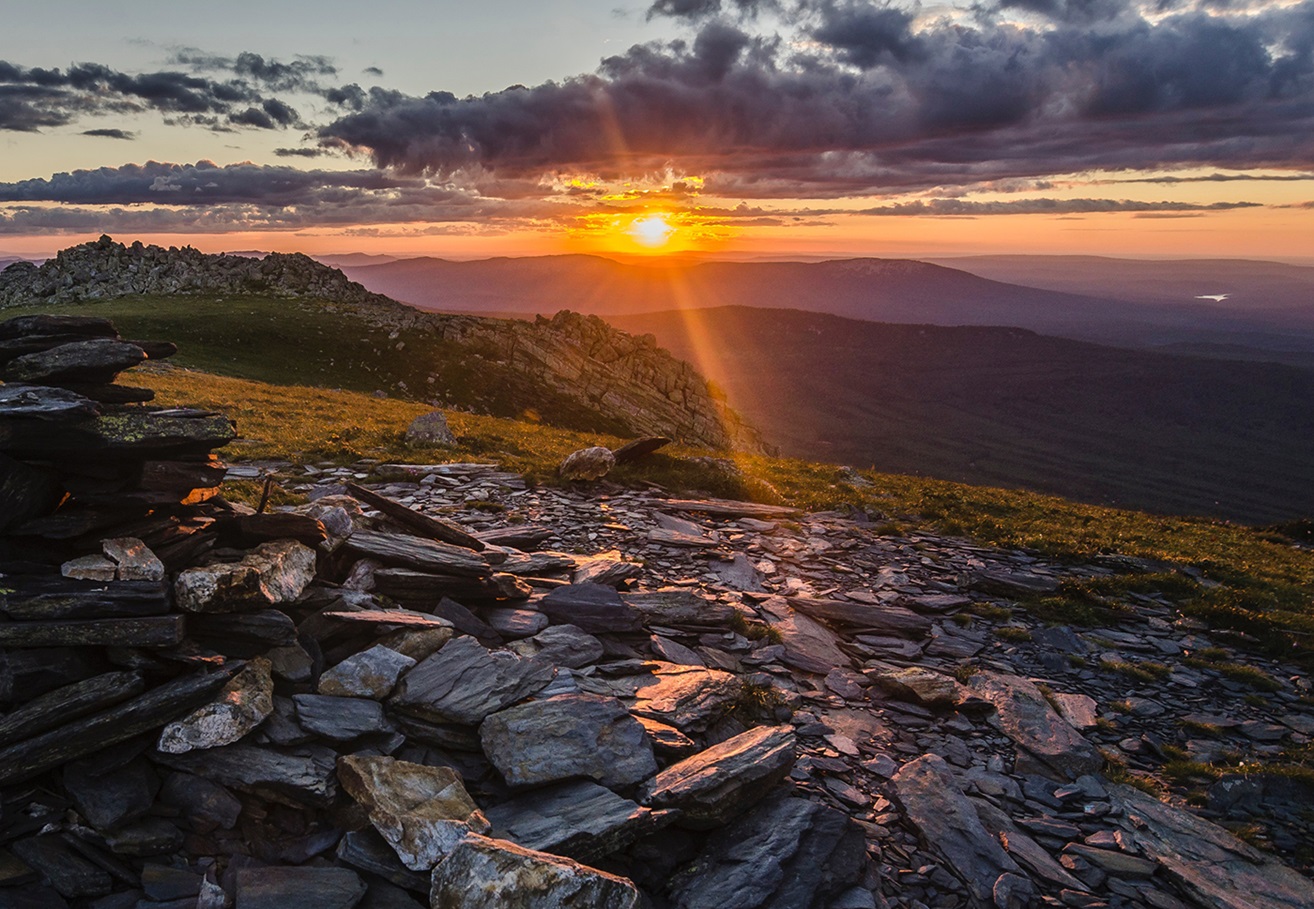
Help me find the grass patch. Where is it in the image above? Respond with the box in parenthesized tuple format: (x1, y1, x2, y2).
(995, 626, 1034, 643)
(1180, 719, 1226, 738)
(1101, 659, 1173, 683)
(1181, 656, 1283, 692)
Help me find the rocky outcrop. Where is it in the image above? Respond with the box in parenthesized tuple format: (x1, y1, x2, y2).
(0, 236, 764, 451)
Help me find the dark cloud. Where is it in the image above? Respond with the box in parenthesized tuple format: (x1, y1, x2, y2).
(0, 160, 572, 235)
(274, 146, 328, 158)
(81, 128, 136, 139)
(316, 0, 1314, 194)
(171, 50, 338, 92)
(856, 198, 1261, 215)
(363, 66, 385, 77)
(0, 58, 311, 133)
(646, 0, 778, 20)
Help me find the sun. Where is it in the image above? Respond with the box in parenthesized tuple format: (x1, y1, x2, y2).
(626, 213, 676, 249)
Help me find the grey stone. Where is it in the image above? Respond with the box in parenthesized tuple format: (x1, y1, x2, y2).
(64, 755, 158, 831)
(429, 834, 640, 909)
(667, 793, 866, 909)
(318, 645, 417, 699)
(484, 607, 550, 638)
(390, 636, 555, 725)
(486, 780, 676, 863)
(891, 754, 1022, 903)
(508, 624, 605, 669)
(157, 658, 274, 754)
(234, 867, 366, 909)
(101, 537, 165, 581)
(559, 446, 616, 481)
(640, 725, 796, 829)
(153, 743, 338, 806)
(481, 694, 657, 790)
(628, 664, 742, 733)
(1111, 783, 1314, 909)
(865, 665, 966, 709)
(404, 411, 456, 447)
(175, 541, 317, 613)
(159, 772, 242, 831)
(293, 694, 395, 742)
(969, 671, 1102, 779)
(539, 585, 644, 634)
(338, 754, 491, 872)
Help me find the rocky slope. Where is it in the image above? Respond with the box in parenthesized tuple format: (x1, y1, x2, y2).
(0, 237, 761, 452)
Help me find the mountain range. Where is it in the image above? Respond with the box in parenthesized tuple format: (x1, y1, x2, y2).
(343, 254, 1314, 355)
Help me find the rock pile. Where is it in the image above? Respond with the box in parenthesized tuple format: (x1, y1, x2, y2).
(0, 236, 393, 309)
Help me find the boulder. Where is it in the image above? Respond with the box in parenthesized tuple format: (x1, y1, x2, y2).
(639, 725, 796, 829)
(174, 540, 317, 613)
(486, 780, 676, 863)
(337, 754, 490, 872)
(404, 411, 457, 447)
(559, 446, 616, 482)
(508, 624, 605, 669)
(156, 658, 274, 754)
(968, 671, 1102, 779)
(429, 834, 640, 909)
(891, 754, 1021, 903)
(390, 636, 555, 725)
(317, 645, 417, 699)
(480, 694, 657, 790)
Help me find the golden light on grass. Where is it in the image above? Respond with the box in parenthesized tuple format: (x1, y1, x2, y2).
(625, 213, 676, 248)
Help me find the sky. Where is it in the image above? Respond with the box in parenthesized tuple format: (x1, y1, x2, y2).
(1, 0, 1312, 261)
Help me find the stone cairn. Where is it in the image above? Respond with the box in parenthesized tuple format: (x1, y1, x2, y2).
(0, 314, 854, 908)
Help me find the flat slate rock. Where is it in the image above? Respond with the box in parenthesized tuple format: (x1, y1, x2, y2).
(429, 833, 640, 909)
(4, 338, 146, 384)
(757, 595, 853, 673)
(640, 725, 797, 829)
(508, 624, 605, 669)
(622, 589, 737, 628)
(628, 664, 742, 733)
(968, 670, 1102, 779)
(480, 693, 657, 790)
(667, 793, 865, 909)
(63, 755, 159, 831)
(390, 635, 555, 725)
(293, 694, 395, 742)
(0, 383, 99, 419)
(338, 754, 490, 872)
(788, 596, 933, 638)
(318, 644, 416, 698)
(234, 867, 367, 909)
(892, 754, 1022, 903)
(539, 584, 644, 634)
(344, 529, 492, 578)
(1111, 783, 1314, 909)
(154, 743, 338, 806)
(486, 779, 676, 864)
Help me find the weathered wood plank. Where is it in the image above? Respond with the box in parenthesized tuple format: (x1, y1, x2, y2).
(322, 609, 455, 629)
(0, 669, 233, 786)
(344, 530, 492, 578)
(0, 615, 186, 648)
(0, 670, 145, 745)
(345, 482, 484, 551)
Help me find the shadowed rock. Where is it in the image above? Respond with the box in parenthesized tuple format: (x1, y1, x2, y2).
(318, 645, 416, 699)
(390, 636, 554, 725)
(480, 694, 657, 790)
(429, 833, 641, 909)
(892, 754, 1022, 903)
(234, 867, 366, 909)
(640, 725, 796, 829)
(157, 658, 273, 754)
(486, 780, 677, 863)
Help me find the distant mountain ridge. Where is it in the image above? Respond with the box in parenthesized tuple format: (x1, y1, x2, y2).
(343, 254, 1314, 353)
